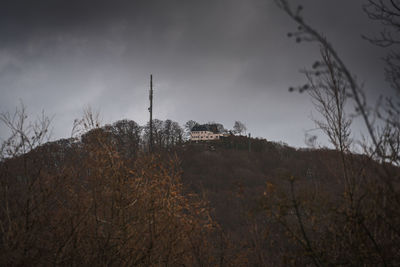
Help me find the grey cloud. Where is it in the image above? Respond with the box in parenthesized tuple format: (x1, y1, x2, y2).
(0, 0, 391, 147)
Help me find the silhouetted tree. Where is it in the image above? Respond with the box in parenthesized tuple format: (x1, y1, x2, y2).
(71, 105, 101, 138)
(143, 119, 164, 150)
(0, 101, 52, 159)
(264, 1, 400, 265)
(233, 121, 247, 136)
(110, 119, 142, 157)
(163, 119, 173, 148)
(207, 122, 226, 133)
(184, 120, 198, 140)
(171, 121, 183, 145)
(363, 0, 400, 93)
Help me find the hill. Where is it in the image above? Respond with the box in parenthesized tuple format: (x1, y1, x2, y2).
(0, 123, 399, 266)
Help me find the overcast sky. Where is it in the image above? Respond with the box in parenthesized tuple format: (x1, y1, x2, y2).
(0, 0, 392, 147)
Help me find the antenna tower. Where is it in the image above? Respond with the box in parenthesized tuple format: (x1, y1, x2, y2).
(149, 74, 154, 152)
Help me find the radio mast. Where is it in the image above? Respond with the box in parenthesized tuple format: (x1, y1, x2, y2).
(149, 74, 154, 152)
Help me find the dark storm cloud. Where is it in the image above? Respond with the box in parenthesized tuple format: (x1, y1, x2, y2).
(0, 0, 389, 147)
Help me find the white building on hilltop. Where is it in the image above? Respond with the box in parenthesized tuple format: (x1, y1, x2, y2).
(190, 124, 224, 141)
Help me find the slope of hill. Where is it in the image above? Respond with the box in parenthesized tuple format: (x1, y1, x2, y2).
(1, 125, 399, 266)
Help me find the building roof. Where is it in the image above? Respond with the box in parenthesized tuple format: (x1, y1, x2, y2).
(191, 124, 221, 134)
(191, 124, 209, 132)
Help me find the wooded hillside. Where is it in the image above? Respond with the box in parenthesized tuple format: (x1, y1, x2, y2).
(1, 126, 397, 266)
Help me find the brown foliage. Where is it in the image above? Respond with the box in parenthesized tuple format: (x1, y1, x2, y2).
(0, 126, 216, 266)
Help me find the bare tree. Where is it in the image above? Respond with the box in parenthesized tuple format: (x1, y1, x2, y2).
(143, 119, 165, 150)
(184, 120, 198, 140)
(163, 119, 173, 148)
(0, 101, 52, 159)
(110, 119, 142, 157)
(0, 103, 54, 265)
(306, 48, 352, 153)
(304, 132, 318, 148)
(171, 121, 183, 145)
(233, 121, 247, 135)
(277, 0, 399, 162)
(362, 0, 400, 164)
(262, 1, 400, 265)
(207, 122, 226, 134)
(71, 105, 101, 138)
(363, 0, 400, 92)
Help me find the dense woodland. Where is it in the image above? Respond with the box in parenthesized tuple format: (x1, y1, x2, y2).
(1, 0, 400, 266)
(0, 113, 398, 266)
